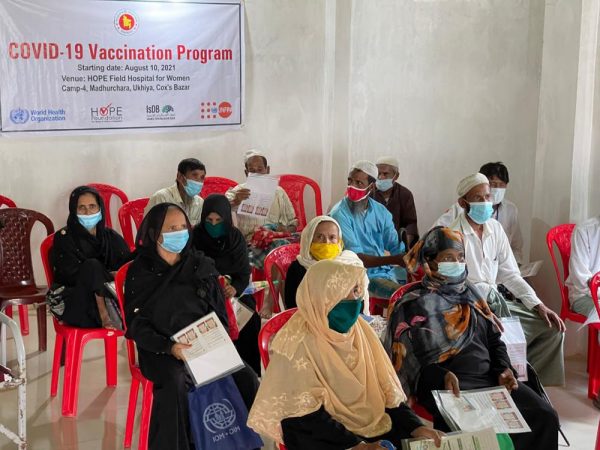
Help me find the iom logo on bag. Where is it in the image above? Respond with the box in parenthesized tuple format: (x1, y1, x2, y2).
(203, 400, 237, 433)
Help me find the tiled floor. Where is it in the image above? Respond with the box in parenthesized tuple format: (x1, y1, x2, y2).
(1, 313, 598, 450)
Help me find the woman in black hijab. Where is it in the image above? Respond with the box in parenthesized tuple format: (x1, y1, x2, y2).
(51, 185, 130, 328)
(192, 194, 261, 373)
(125, 203, 259, 450)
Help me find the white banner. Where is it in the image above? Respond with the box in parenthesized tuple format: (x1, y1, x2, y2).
(0, 0, 243, 134)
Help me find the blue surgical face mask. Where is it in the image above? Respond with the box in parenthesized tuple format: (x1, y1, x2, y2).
(375, 178, 394, 192)
(183, 178, 203, 197)
(490, 188, 506, 205)
(437, 262, 466, 278)
(77, 211, 102, 230)
(159, 229, 189, 254)
(467, 201, 493, 224)
(327, 299, 362, 333)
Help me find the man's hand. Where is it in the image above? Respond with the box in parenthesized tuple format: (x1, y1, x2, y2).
(232, 188, 251, 206)
(498, 368, 518, 392)
(534, 304, 566, 332)
(171, 342, 192, 360)
(411, 426, 444, 447)
(444, 371, 460, 397)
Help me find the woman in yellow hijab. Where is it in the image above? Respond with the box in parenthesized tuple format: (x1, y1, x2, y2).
(248, 259, 442, 449)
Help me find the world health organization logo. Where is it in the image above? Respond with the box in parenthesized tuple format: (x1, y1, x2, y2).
(9, 108, 29, 124)
(202, 400, 236, 433)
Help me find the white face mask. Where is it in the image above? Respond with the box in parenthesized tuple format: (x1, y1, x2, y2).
(490, 187, 506, 205)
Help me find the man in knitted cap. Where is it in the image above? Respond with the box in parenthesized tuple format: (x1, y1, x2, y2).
(434, 162, 524, 264)
(373, 156, 419, 248)
(447, 173, 565, 386)
(330, 160, 406, 300)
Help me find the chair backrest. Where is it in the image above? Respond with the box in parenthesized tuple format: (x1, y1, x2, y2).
(0, 195, 16, 208)
(114, 261, 138, 369)
(545, 224, 576, 319)
(200, 176, 238, 199)
(0, 208, 54, 289)
(389, 281, 420, 309)
(118, 197, 149, 251)
(590, 272, 600, 318)
(40, 233, 55, 287)
(258, 308, 297, 368)
(263, 243, 301, 313)
(88, 183, 129, 229)
(278, 174, 323, 231)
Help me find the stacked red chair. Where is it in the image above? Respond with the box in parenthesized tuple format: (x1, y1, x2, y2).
(278, 174, 323, 231)
(40, 233, 123, 417)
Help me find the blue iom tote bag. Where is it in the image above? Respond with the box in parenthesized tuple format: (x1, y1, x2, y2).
(188, 375, 263, 450)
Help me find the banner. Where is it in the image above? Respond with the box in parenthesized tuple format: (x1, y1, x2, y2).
(0, 0, 244, 134)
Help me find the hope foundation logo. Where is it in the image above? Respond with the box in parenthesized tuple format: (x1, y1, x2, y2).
(114, 10, 138, 35)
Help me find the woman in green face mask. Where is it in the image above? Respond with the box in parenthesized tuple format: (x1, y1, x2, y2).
(248, 259, 443, 449)
(191, 194, 262, 374)
(284, 215, 370, 312)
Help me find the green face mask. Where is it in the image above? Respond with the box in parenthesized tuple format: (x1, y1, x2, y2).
(205, 221, 226, 238)
(327, 299, 362, 333)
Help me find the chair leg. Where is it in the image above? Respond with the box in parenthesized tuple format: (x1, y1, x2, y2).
(139, 381, 154, 450)
(36, 303, 47, 352)
(589, 328, 600, 399)
(50, 333, 64, 397)
(589, 328, 596, 374)
(104, 336, 118, 387)
(124, 377, 140, 448)
(62, 333, 84, 416)
(18, 305, 29, 336)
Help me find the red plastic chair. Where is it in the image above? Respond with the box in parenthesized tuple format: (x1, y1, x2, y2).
(40, 233, 123, 417)
(258, 308, 297, 370)
(587, 273, 600, 399)
(0, 195, 16, 208)
(0, 208, 54, 347)
(200, 176, 238, 199)
(263, 244, 301, 314)
(118, 198, 150, 251)
(278, 174, 323, 231)
(114, 262, 153, 450)
(88, 183, 129, 229)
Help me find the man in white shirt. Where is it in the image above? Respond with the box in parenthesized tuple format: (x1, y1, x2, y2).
(226, 149, 298, 241)
(145, 158, 206, 225)
(448, 173, 565, 386)
(435, 162, 524, 264)
(566, 216, 600, 317)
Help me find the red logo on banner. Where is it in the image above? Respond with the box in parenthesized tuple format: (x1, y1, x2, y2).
(115, 10, 138, 35)
(218, 102, 232, 118)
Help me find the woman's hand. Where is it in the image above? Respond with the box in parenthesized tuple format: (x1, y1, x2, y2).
(498, 368, 518, 392)
(223, 284, 237, 299)
(171, 342, 192, 360)
(444, 371, 460, 397)
(350, 442, 388, 450)
(411, 426, 444, 447)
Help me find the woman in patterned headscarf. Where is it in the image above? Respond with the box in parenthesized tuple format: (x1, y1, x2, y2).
(248, 259, 442, 450)
(385, 227, 559, 450)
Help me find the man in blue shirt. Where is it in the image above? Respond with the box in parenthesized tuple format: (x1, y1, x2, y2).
(330, 160, 406, 299)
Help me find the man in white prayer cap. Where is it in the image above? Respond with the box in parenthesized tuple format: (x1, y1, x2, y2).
(373, 156, 419, 247)
(434, 162, 524, 264)
(446, 173, 565, 386)
(330, 160, 406, 302)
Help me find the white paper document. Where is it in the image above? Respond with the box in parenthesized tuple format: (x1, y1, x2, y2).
(432, 387, 531, 434)
(519, 260, 542, 278)
(171, 312, 244, 387)
(402, 427, 500, 450)
(237, 173, 280, 218)
(230, 297, 255, 331)
(499, 317, 528, 381)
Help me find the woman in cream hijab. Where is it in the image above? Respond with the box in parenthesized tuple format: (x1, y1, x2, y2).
(248, 259, 442, 449)
(284, 215, 370, 313)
